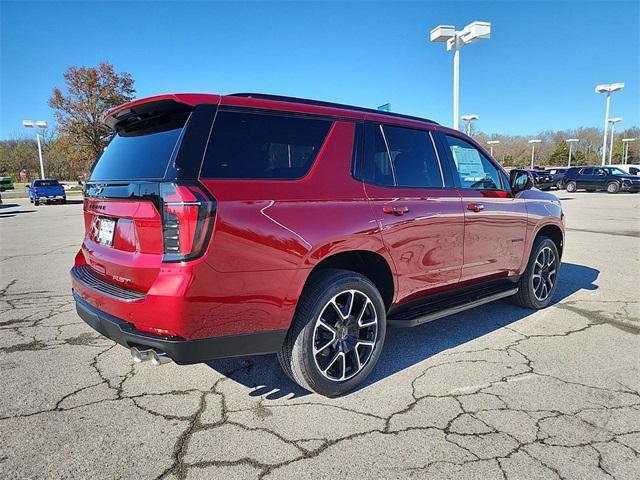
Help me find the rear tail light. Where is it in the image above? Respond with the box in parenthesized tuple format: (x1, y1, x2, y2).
(160, 183, 216, 262)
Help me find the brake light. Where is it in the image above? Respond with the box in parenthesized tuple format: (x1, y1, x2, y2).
(160, 183, 216, 262)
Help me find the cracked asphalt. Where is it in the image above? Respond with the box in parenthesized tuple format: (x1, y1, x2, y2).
(1, 192, 639, 480)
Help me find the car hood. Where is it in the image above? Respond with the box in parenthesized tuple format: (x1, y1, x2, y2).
(519, 188, 560, 202)
(616, 175, 640, 181)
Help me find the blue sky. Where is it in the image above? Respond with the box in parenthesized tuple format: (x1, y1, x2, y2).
(1, 1, 638, 139)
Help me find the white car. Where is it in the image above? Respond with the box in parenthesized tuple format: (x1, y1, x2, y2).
(613, 165, 640, 176)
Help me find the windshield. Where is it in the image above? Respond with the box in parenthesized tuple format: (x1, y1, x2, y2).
(607, 167, 627, 176)
(33, 180, 60, 187)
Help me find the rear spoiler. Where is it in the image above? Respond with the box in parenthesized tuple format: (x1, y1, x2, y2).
(103, 94, 220, 130)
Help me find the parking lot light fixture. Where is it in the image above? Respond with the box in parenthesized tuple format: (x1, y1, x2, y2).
(461, 114, 479, 136)
(566, 138, 579, 167)
(22, 119, 48, 179)
(595, 83, 624, 165)
(430, 21, 491, 131)
(528, 139, 541, 169)
(607, 117, 622, 165)
(622, 138, 636, 164)
(487, 140, 500, 156)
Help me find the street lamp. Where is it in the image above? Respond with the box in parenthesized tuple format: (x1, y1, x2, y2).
(595, 83, 624, 165)
(22, 120, 48, 179)
(487, 140, 500, 156)
(622, 138, 636, 165)
(430, 21, 491, 131)
(566, 138, 579, 167)
(528, 139, 541, 169)
(607, 117, 622, 165)
(461, 114, 479, 136)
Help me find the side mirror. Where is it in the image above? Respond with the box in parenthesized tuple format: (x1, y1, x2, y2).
(25, 185, 30, 190)
(510, 169, 533, 194)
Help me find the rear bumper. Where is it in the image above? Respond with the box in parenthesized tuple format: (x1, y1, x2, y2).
(73, 292, 287, 364)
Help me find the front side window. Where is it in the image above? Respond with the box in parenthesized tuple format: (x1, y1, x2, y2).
(445, 135, 502, 190)
(580, 168, 594, 175)
(200, 111, 332, 179)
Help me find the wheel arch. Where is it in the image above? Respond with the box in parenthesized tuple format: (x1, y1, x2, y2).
(534, 223, 564, 259)
(298, 250, 395, 312)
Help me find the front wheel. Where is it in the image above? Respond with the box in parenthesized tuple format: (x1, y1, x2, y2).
(555, 181, 564, 190)
(565, 181, 577, 193)
(34, 199, 40, 206)
(278, 269, 386, 397)
(513, 236, 560, 309)
(606, 182, 620, 194)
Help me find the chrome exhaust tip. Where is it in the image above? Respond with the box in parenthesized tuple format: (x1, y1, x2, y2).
(130, 346, 153, 363)
(150, 350, 172, 366)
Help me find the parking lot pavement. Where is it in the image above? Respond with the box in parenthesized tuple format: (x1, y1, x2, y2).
(0, 192, 639, 480)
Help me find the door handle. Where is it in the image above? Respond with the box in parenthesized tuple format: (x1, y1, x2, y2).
(467, 203, 484, 212)
(383, 205, 409, 216)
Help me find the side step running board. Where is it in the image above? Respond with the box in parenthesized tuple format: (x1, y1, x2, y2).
(388, 287, 518, 328)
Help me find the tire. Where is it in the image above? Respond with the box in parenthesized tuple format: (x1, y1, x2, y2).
(513, 236, 560, 310)
(34, 199, 40, 206)
(565, 181, 577, 193)
(61, 198, 67, 204)
(606, 182, 620, 194)
(555, 181, 564, 190)
(277, 268, 387, 397)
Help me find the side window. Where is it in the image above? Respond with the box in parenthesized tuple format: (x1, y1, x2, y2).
(444, 135, 502, 190)
(363, 124, 395, 186)
(382, 126, 443, 188)
(200, 111, 332, 179)
(581, 168, 593, 175)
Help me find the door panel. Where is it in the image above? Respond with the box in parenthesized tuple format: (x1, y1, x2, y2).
(459, 190, 528, 281)
(438, 133, 528, 282)
(365, 185, 464, 301)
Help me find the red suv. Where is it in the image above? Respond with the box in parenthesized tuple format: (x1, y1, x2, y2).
(71, 93, 564, 396)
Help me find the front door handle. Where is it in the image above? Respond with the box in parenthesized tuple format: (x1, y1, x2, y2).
(467, 203, 484, 212)
(383, 205, 409, 216)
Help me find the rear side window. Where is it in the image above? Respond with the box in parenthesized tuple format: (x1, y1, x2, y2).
(200, 111, 332, 179)
(580, 168, 593, 175)
(383, 126, 442, 188)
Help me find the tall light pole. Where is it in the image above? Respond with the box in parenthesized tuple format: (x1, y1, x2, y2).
(461, 114, 479, 136)
(595, 83, 624, 165)
(487, 140, 500, 157)
(566, 138, 579, 167)
(22, 120, 48, 179)
(622, 138, 636, 164)
(528, 139, 541, 169)
(607, 117, 622, 165)
(430, 21, 491, 131)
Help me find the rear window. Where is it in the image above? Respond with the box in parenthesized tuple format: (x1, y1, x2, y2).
(34, 180, 60, 187)
(200, 111, 332, 179)
(90, 109, 190, 181)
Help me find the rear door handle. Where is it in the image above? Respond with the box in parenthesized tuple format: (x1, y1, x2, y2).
(383, 205, 409, 216)
(467, 203, 484, 212)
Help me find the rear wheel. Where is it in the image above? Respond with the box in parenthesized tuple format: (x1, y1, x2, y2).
(513, 236, 560, 309)
(606, 182, 620, 194)
(565, 181, 577, 193)
(34, 199, 39, 206)
(278, 269, 386, 397)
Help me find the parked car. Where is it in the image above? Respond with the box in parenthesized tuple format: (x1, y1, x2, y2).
(563, 166, 640, 194)
(529, 169, 554, 190)
(70, 93, 564, 396)
(27, 178, 66, 205)
(0, 176, 15, 191)
(614, 165, 640, 176)
(547, 168, 567, 189)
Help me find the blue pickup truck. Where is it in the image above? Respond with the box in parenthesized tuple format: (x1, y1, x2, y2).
(28, 179, 66, 205)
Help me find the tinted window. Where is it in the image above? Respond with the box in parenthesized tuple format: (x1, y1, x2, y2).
(382, 126, 442, 188)
(91, 110, 189, 181)
(445, 135, 502, 190)
(200, 111, 332, 179)
(363, 124, 395, 186)
(33, 180, 60, 187)
(580, 168, 593, 175)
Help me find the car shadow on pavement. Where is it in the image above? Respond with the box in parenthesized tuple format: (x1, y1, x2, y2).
(206, 262, 599, 399)
(0, 206, 37, 217)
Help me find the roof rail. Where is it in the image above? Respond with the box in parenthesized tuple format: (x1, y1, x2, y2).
(229, 93, 438, 125)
